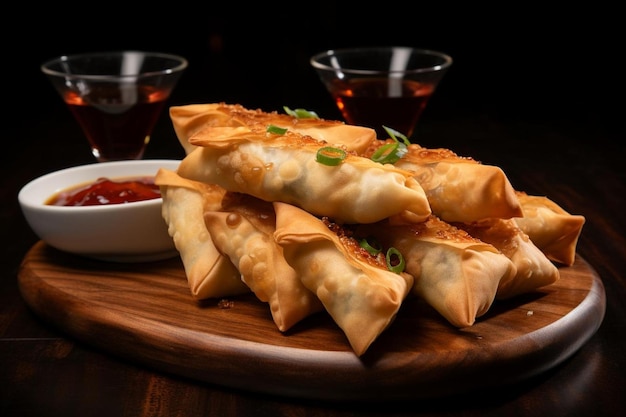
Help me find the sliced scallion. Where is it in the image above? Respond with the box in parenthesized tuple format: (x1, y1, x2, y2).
(316, 146, 346, 166)
(266, 124, 288, 135)
(284, 106, 320, 119)
(370, 142, 401, 164)
(386, 247, 406, 273)
(383, 125, 411, 146)
(359, 237, 382, 256)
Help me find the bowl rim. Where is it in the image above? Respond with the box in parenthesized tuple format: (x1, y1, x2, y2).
(18, 159, 181, 212)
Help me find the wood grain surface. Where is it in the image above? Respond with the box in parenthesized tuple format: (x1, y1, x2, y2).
(17, 241, 606, 401)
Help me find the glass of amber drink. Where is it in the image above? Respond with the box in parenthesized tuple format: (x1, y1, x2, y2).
(310, 46, 452, 140)
(41, 51, 187, 162)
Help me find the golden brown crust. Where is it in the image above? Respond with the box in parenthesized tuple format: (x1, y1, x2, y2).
(456, 218, 524, 256)
(355, 216, 514, 328)
(155, 169, 250, 299)
(178, 128, 431, 225)
(362, 140, 479, 164)
(209, 103, 345, 130)
(161, 102, 584, 355)
(455, 218, 560, 299)
(390, 143, 523, 223)
(322, 218, 389, 270)
(273, 202, 413, 356)
(203, 201, 323, 332)
(171, 102, 377, 155)
(513, 191, 585, 266)
(402, 214, 483, 243)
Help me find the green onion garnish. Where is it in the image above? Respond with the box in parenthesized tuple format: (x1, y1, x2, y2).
(369, 126, 409, 164)
(284, 106, 320, 119)
(383, 125, 411, 146)
(359, 237, 382, 256)
(316, 146, 346, 166)
(370, 142, 401, 164)
(266, 124, 288, 135)
(386, 247, 406, 273)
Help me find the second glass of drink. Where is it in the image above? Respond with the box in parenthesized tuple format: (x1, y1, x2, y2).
(41, 51, 188, 162)
(310, 46, 452, 140)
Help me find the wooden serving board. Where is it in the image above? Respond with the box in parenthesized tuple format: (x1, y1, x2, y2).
(18, 241, 606, 401)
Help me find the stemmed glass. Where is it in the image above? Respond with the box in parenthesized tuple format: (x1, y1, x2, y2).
(310, 46, 452, 140)
(41, 51, 188, 162)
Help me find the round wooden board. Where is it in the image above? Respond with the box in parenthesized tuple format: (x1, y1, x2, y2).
(18, 241, 606, 401)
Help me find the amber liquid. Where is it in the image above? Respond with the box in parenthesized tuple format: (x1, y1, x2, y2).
(329, 78, 434, 139)
(64, 85, 168, 161)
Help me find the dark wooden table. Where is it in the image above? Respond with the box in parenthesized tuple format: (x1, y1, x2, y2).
(3, 10, 625, 415)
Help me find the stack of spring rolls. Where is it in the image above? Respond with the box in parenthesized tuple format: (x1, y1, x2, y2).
(155, 103, 586, 356)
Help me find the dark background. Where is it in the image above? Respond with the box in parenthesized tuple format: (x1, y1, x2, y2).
(5, 2, 624, 170)
(2, 5, 626, 415)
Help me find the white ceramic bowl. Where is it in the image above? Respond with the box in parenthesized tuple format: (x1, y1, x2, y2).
(18, 159, 180, 262)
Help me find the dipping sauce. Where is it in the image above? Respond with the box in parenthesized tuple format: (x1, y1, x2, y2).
(47, 176, 161, 206)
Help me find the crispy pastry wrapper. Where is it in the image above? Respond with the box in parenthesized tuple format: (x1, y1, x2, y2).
(155, 169, 249, 299)
(203, 193, 323, 332)
(170, 102, 377, 155)
(178, 127, 431, 224)
(513, 192, 585, 266)
(356, 216, 516, 328)
(457, 218, 560, 299)
(169, 103, 232, 155)
(389, 144, 523, 223)
(273, 202, 413, 356)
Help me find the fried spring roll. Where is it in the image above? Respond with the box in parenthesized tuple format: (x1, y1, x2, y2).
(178, 127, 431, 224)
(356, 216, 516, 328)
(513, 191, 585, 266)
(273, 202, 413, 356)
(170, 102, 377, 155)
(155, 169, 249, 299)
(456, 218, 560, 299)
(203, 193, 323, 332)
(381, 144, 523, 223)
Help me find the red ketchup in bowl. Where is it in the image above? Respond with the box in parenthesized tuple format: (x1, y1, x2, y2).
(47, 177, 161, 206)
